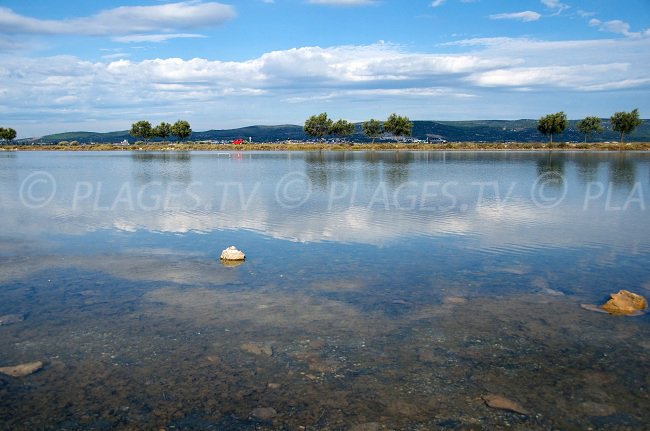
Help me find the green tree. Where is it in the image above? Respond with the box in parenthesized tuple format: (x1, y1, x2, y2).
(576, 116, 603, 144)
(129, 120, 153, 143)
(329, 119, 355, 139)
(153, 122, 172, 141)
(171, 120, 192, 141)
(362, 119, 383, 144)
(610, 109, 642, 143)
(0, 127, 17, 144)
(304, 113, 333, 140)
(384, 113, 413, 141)
(537, 111, 568, 145)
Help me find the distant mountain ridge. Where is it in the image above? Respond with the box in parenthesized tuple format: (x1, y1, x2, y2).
(31, 119, 650, 144)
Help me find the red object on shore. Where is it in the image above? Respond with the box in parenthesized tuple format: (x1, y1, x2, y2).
(232, 139, 244, 145)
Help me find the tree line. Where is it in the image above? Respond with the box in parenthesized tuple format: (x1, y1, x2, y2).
(304, 113, 413, 144)
(0, 127, 17, 144)
(129, 120, 192, 143)
(537, 109, 642, 145)
(1, 110, 645, 146)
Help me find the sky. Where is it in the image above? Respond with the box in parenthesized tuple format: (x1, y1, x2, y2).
(0, 0, 649, 137)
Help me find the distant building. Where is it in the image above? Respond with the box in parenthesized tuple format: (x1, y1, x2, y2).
(426, 134, 447, 143)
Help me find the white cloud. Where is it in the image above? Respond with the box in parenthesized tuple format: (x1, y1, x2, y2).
(431, 0, 446, 7)
(283, 87, 476, 103)
(590, 18, 648, 38)
(101, 53, 130, 60)
(112, 34, 207, 43)
(0, 2, 236, 37)
(489, 11, 541, 22)
(0, 36, 25, 51)
(306, 0, 378, 5)
(541, 0, 569, 13)
(467, 63, 633, 90)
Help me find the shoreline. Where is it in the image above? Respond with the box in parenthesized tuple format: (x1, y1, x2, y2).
(2, 141, 650, 152)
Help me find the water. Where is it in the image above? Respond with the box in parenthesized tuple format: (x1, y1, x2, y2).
(0, 151, 649, 430)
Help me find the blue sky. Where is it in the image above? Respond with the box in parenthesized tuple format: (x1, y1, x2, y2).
(0, 0, 649, 137)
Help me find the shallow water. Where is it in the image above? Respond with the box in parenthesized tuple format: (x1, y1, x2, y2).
(0, 151, 649, 430)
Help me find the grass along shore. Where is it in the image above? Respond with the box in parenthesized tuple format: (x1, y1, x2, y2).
(2, 141, 650, 152)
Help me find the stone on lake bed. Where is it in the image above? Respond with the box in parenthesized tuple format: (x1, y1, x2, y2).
(580, 304, 609, 314)
(578, 401, 616, 417)
(220, 246, 245, 261)
(443, 296, 467, 304)
(582, 290, 647, 316)
(0, 361, 43, 377)
(348, 423, 381, 431)
(241, 342, 273, 356)
(482, 394, 529, 415)
(601, 290, 647, 315)
(0, 314, 24, 326)
(250, 407, 277, 420)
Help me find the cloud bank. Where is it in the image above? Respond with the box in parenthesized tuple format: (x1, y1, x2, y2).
(1, 35, 649, 135)
(489, 11, 542, 22)
(0, 2, 236, 37)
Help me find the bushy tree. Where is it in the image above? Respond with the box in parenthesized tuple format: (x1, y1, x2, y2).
(537, 111, 568, 145)
(362, 119, 383, 144)
(384, 114, 412, 141)
(129, 120, 153, 143)
(153, 122, 172, 141)
(172, 120, 192, 141)
(0, 127, 17, 144)
(576, 116, 603, 144)
(329, 119, 355, 139)
(304, 113, 333, 140)
(610, 109, 642, 143)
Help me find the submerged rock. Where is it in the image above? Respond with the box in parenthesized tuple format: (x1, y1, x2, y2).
(482, 394, 529, 415)
(348, 422, 381, 431)
(0, 361, 43, 377)
(0, 314, 24, 326)
(442, 296, 467, 305)
(241, 342, 273, 356)
(601, 290, 647, 315)
(220, 246, 245, 261)
(580, 304, 609, 314)
(250, 407, 277, 420)
(579, 401, 616, 417)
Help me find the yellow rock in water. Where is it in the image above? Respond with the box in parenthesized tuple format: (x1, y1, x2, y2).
(0, 361, 43, 377)
(482, 394, 530, 415)
(601, 290, 647, 315)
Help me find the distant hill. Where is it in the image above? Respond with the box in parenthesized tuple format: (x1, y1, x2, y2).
(416, 119, 650, 142)
(30, 119, 650, 144)
(35, 125, 307, 144)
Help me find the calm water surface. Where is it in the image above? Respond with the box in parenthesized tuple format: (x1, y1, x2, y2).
(0, 151, 649, 430)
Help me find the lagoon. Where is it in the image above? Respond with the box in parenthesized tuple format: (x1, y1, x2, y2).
(1, 151, 649, 430)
